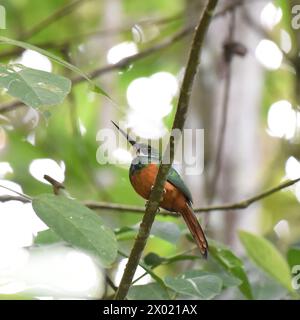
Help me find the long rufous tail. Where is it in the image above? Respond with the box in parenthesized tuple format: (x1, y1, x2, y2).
(180, 203, 208, 258)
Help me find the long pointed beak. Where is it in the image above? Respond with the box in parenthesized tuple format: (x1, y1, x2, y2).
(111, 120, 137, 147)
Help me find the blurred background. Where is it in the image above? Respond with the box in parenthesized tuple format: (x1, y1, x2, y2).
(0, 0, 299, 299)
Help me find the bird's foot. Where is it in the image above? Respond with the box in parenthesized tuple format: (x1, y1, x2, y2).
(153, 186, 166, 202)
(160, 188, 166, 202)
(146, 187, 166, 206)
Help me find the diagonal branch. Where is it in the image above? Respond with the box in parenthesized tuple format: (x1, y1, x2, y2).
(0, 0, 242, 60)
(72, 26, 192, 84)
(0, 0, 245, 114)
(0, 12, 183, 60)
(113, 0, 219, 300)
(199, 177, 300, 212)
(0, 27, 192, 114)
(20, 0, 92, 41)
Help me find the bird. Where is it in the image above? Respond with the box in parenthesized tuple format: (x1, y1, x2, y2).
(112, 121, 208, 258)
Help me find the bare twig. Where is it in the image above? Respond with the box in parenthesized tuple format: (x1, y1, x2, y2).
(0, 195, 30, 203)
(0, 0, 249, 114)
(214, 0, 242, 18)
(117, 250, 165, 287)
(105, 274, 117, 292)
(72, 27, 192, 84)
(85, 178, 300, 213)
(0, 27, 192, 114)
(1, 178, 299, 216)
(197, 178, 300, 212)
(0, 184, 32, 201)
(0, 12, 183, 60)
(113, 0, 219, 300)
(0, 0, 243, 61)
(43, 174, 65, 195)
(85, 200, 176, 214)
(131, 246, 198, 286)
(0, 101, 24, 113)
(20, 0, 92, 41)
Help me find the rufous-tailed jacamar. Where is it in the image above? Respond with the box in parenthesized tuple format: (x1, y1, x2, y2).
(112, 121, 208, 258)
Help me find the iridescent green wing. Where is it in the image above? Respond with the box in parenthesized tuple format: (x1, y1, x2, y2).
(167, 167, 193, 204)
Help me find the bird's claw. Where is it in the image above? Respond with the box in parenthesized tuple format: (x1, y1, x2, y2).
(160, 188, 166, 202)
(146, 187, 166, 206)
(150, 185, 166, 193)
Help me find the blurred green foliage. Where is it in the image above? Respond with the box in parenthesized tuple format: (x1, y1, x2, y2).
(0, 0, 299, 300)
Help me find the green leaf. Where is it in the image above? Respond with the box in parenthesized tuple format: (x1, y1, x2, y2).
(32, 194, 118, 268)
(151, 221, 181, 244)
(115, 221, 181, 244)
(209, 239, 253, 299)
(239, 231, 293, 292)
(0, 64, 71, 108)
(183, 270, 241, 288)
(164, 273, 222, 299)
(34, 229, 63, 245)
(144, 252, 166, 267)
(128, 283, 171, 300)
(253, 278, 290, 300)
(287, 246, 300, 268)
(118, 250, 166, 288)
(0, 36, 110, 97)
(217, 272, 242, 288)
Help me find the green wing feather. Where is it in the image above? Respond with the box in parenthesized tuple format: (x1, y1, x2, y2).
(167, 167, 193, 204)
(131, 155, 193, 203)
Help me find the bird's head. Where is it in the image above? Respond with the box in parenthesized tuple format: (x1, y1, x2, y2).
(111, 121, 160, 160)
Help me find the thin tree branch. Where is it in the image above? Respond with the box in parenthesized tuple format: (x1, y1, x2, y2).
(73, 0, 248, 84)
(0, 101, 24, 113)
(131, 246, 197, 286)
(0, 184, 32, 201)
(0, 0, 243, 61)
(198, 178, 300, 212)
(0, 195, 30, 203)
(0, 12, 183, 60)
(20, 0, 92, 41)
(214, 0, 242, 17)
(117, 250, 165, 287)
(113, 0, 219, 301)
(0, 0, 247, 114)
(0, 27, 192, 114)
(85, 200, 173, 214)
(105, 274, 117, 292)
(85, 178, 300, 213)
(1, 178, 299, 216)
(43, 174, 65, 195)
(72, 27, 193, 84)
